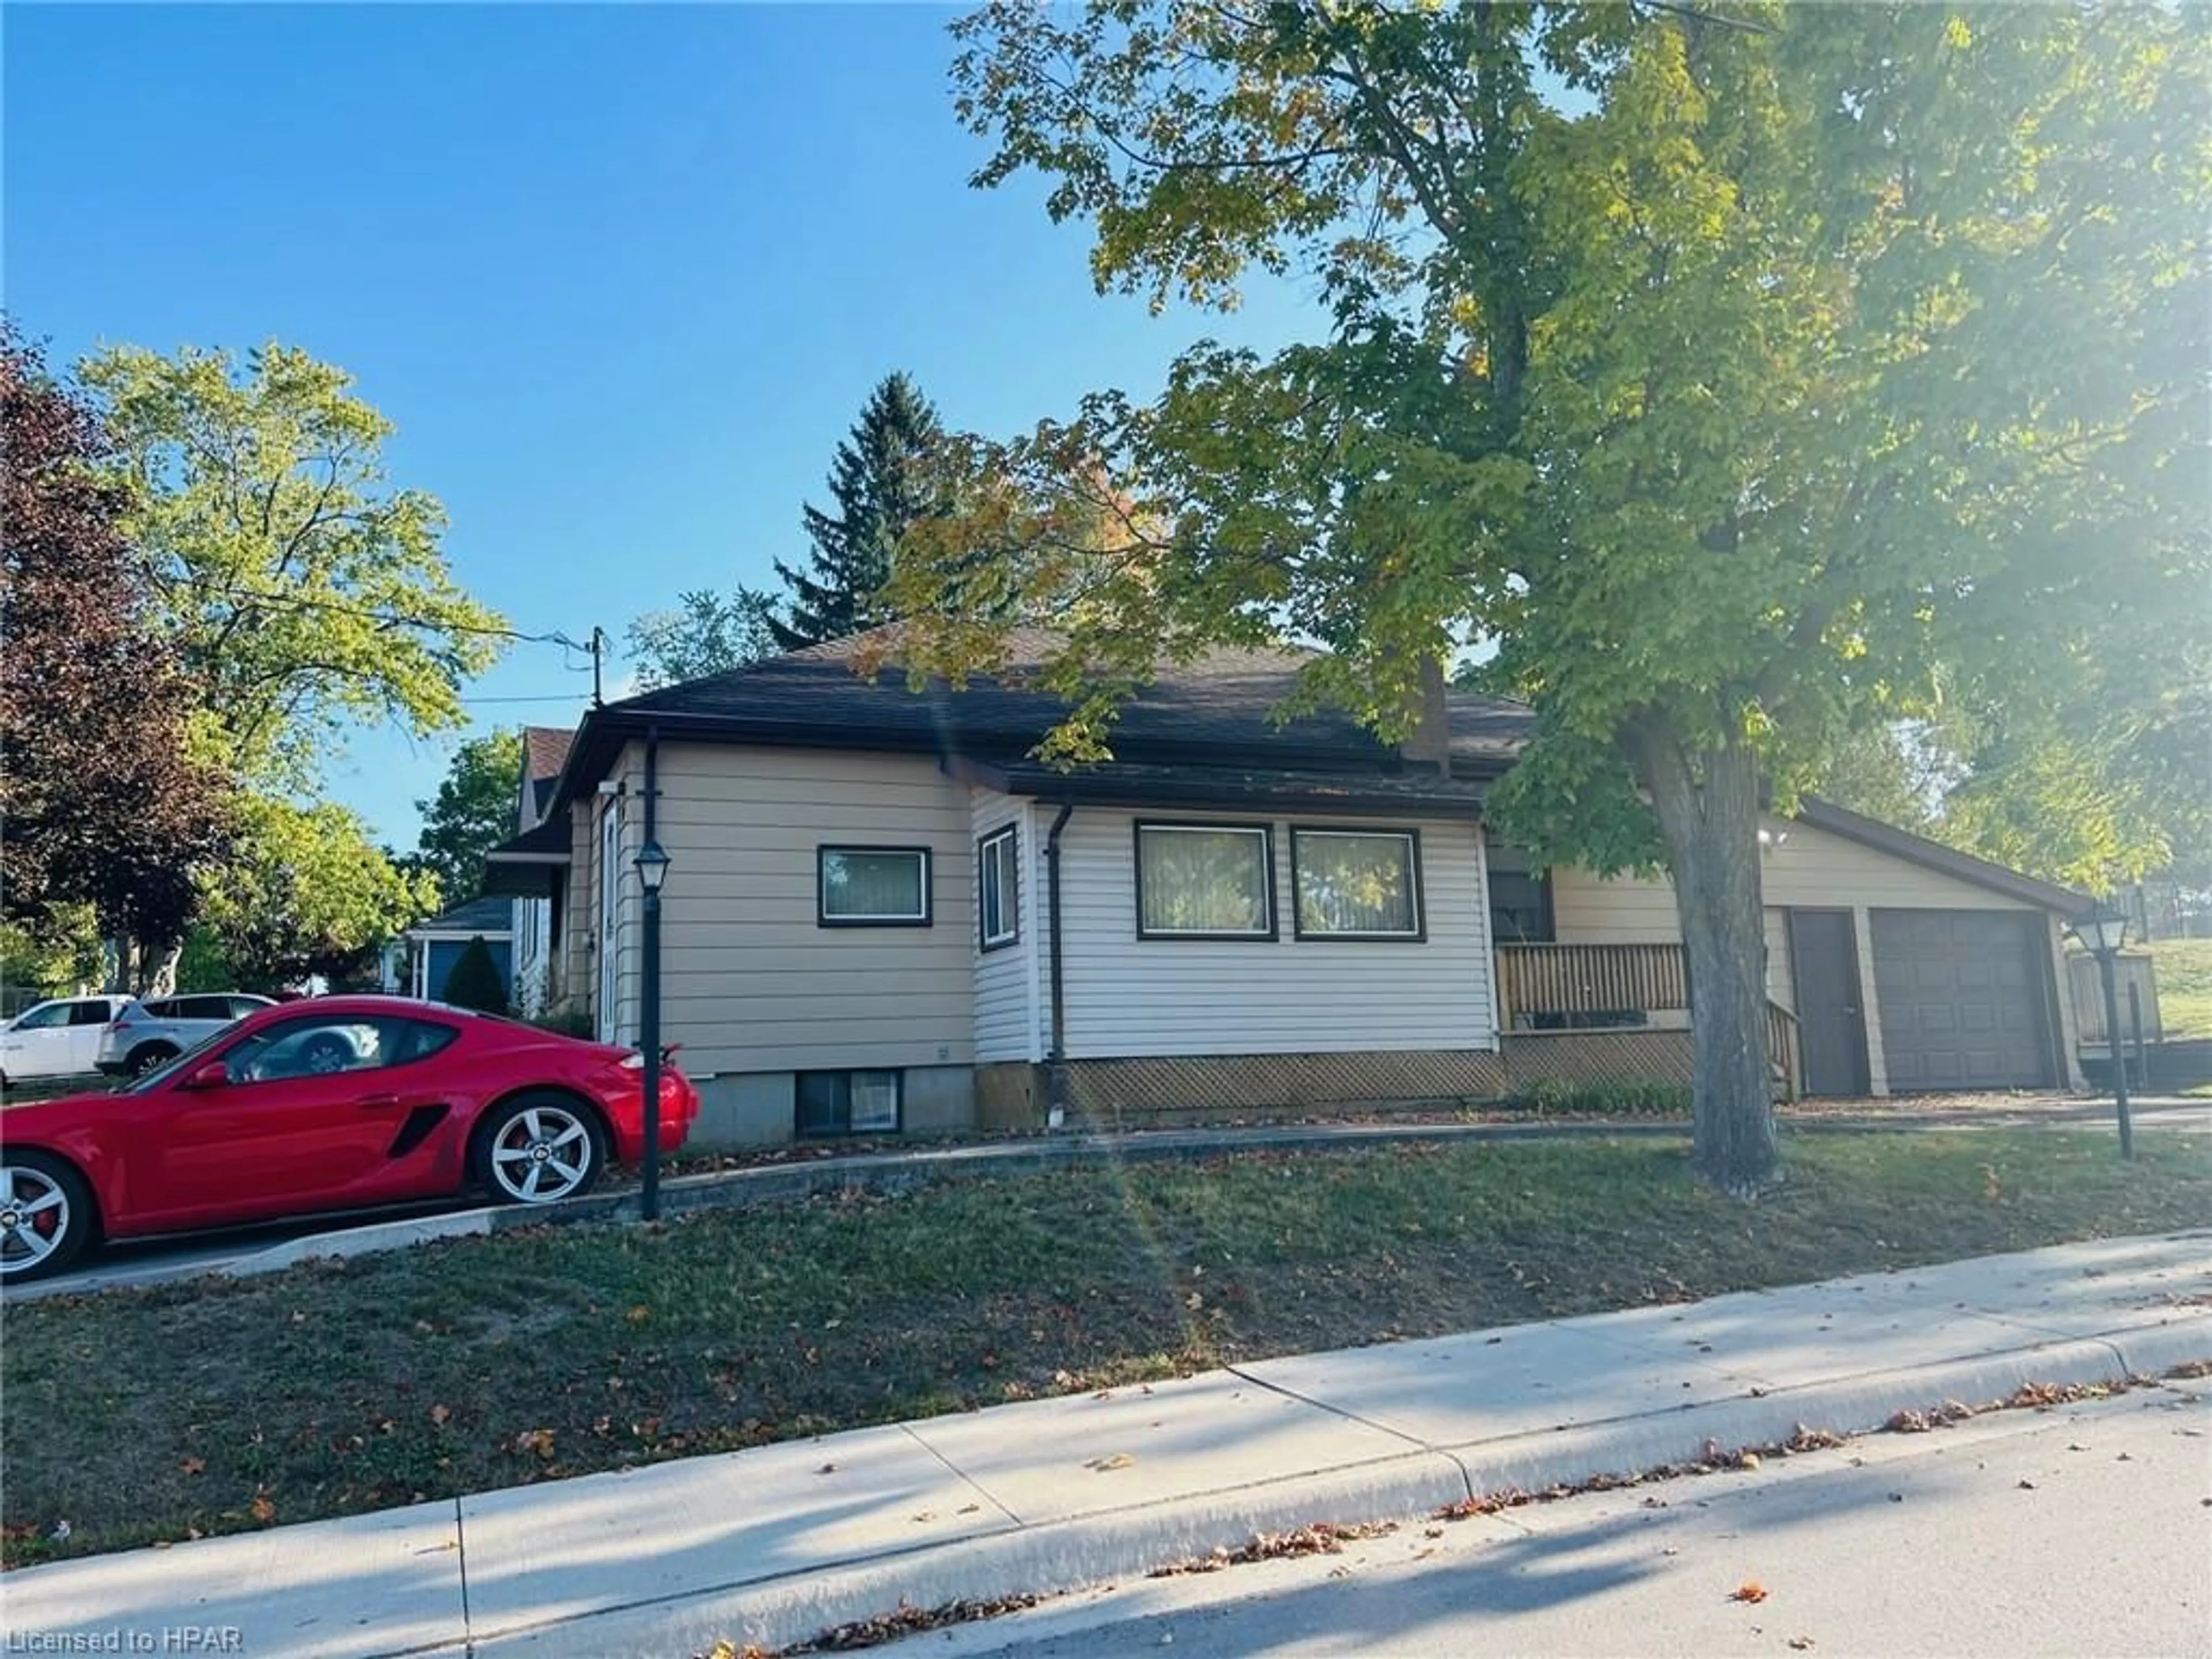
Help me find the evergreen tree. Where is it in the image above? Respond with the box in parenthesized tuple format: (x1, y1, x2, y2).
(440, 935, 508, 1015)
(769, 373, 942, 651)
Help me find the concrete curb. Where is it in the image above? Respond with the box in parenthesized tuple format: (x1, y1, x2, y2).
(452, 1330, 2210, 1658)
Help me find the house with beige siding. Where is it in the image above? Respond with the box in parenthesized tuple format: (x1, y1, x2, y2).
(482, 633, 2090, 1148)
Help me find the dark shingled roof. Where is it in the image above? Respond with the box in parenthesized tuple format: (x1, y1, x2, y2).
(956, 757, 1491, 817)
(553, 627, 1534, 813)
(524, 725, 575, 817)
(408, 895, 513, 937)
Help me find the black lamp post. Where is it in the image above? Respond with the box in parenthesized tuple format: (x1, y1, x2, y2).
(635, 836, 671, 1219)
(2071, 900, 2133, 1161)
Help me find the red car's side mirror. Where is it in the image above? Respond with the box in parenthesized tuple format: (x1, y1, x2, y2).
(181, 1060, 232, 1090)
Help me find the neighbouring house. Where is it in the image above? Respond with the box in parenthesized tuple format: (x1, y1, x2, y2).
(480, 631, 2091, 1149)
(400, 896, 516, 1006)
(503, 725, 575, 1017)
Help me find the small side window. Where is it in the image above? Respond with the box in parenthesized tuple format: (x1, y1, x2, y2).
(69, 1001, 115, 1027)
(978, 825, 1019, 952)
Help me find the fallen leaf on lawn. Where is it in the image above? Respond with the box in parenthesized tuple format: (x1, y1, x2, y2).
(816, 1463, 838, 1476)
(429, 1404, 452, 1427)
(1730, 1581, 1768, 1604)
(250, 1494, 276, 1524)
(179, 1457, 206, 1476)
(911, 1510, 936, 1523)
(289, 1310, 307, 1325)
(626, 1305, 652, 1325)
(1087, 1453, 1136, 1472)
(958, 1503, 981, 1514)
(50, 1520, 71, 1543)
(2017, 1479, 2037, 1491)
(1788, 1639, 1816, 1651)
(1184, 1291, 1205, 1310)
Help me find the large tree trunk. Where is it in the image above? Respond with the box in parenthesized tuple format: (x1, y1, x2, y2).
(107, 935, 183, 998)
(1633, 725, 1781, 1195)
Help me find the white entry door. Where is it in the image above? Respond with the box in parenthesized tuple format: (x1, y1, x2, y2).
(597, 800, 622, 1044)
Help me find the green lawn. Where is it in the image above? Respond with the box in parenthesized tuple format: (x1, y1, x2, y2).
(2150, 937, 2212, 1040)
(3, 1130, 2206, 1567)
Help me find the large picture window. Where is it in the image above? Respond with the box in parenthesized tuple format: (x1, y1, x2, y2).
(1134, 822, 1275, 939)
(1291, 828, 1424, 940)
(978, 825, 1019, 951)
(818, 846, 931, 927)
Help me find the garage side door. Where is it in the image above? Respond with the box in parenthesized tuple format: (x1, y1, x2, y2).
(1869, 910, 2053, 1091)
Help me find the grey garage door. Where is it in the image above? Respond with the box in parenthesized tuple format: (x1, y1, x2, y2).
(1869, 910, 2054, 1090)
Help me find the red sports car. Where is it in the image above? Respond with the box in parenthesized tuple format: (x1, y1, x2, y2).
(0, 995, 699, 1282)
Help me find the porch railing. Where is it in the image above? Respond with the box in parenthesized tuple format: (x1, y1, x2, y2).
(1495, 942, 1690, 1025)
(1497, 941, 1802, 1100)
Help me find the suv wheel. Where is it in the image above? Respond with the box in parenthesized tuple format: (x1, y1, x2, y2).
(126, 1043, 180, 1077)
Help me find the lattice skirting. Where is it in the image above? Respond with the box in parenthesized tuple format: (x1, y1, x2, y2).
(1500, 1030, 1695, 1092)
(975, 1035, 1703, 1130)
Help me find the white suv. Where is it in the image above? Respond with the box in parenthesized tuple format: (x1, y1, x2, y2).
(0, 995, 132, 1088)
(96, 993, 275, 1078)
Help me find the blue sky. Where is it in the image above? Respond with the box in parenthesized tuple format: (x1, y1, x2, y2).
(6, 3, 1326, 846)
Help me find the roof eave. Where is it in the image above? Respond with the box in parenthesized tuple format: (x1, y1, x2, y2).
(1794, 796, 2093, 916)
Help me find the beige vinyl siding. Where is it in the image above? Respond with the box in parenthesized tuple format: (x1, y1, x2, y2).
(599, 741, 975, 1075)
(1048, 809, 1496, 1059)
(971, 793, 1037, 1062)
(1764, 908, 1796, 1012)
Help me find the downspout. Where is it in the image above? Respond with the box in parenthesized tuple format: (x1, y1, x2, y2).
(1045, 802, 1074, 1128)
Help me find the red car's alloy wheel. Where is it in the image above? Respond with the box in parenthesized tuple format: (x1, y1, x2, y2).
(484, 1100, 600, 1204)
(0, 1158, 85, 1281)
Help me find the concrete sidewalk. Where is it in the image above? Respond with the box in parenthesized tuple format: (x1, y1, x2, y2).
(5, 1231, 2207, 1659)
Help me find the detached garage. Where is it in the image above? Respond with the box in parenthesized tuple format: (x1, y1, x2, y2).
(1546, 796, 2092, 1099)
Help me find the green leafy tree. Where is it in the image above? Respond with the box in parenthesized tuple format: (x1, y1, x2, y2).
(888, 2, 2208, 1193)
(626, 586, 783, 690)
(0, 912, 105, 1001)
(81, 341, 508, 792)
(415, 730, 525, 900)
(196, 796, 434, 992)
(1, 325, 233, 986)
(770, 373, 944, 651)
(438, 935, 509, 1015)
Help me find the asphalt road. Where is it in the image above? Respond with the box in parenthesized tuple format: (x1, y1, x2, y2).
(926, 1379, 2212, 1659)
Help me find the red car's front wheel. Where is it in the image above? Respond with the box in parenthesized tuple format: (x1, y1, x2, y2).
(0, 1150, 94, 1283)
(476, 1094, 605, 1206)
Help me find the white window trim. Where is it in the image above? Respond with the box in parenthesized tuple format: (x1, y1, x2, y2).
(979, 824, 1020, 951)
(1134, 821, 1278, 941)
(1290, 827, 1426, 941)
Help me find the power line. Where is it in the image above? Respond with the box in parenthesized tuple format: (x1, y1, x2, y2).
(460, 692, 594, 706)
(156, 573, 597, 654)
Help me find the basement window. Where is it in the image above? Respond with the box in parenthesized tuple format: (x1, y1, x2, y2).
(796, 1070, 903, 1138)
